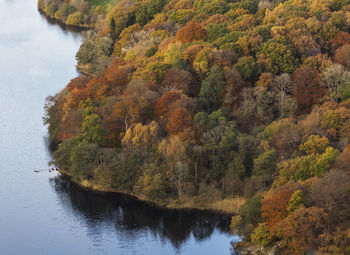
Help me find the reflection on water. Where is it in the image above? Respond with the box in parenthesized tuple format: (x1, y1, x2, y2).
(51, 175, 234, 251)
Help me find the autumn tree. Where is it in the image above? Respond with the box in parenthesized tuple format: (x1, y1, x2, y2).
(334, 44, 350, 68)
(175, 23, 207, 43)
(121, 121, 159, 153)
(166, 107, 192, 135)
(261, 183, 298, 229)
(274, 206, 328, 254)
(161, 68, 198, 96)
(293, 66, 324, 112)
(158, 135, 189, 200)
(113, 96, 140, 132)
(154, 91, 181, 118)
(335, 144, 350, 169)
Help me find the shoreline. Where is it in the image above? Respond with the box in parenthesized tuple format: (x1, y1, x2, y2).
(38, 8, 94, 30)
(58, 169, 241, 216)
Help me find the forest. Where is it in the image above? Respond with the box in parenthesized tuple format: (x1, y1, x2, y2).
(40, 0, 350, 253)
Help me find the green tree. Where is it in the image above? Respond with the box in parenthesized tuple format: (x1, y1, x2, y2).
(251, 223, 274, 246)
(199, 66, 225, 113)
(80, 99, 108, 145)
(239, 196, 262, 225)
(252, 150, 277, 176)
(234, 56, 261, 80)
(66, 11, 83, 26)
(147, 0, 165, 19)
(287, 190, 304, 214)
(260, 39, 299, 74)
(70, 142, 100, 181)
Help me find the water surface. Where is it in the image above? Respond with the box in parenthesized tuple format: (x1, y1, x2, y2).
(0, 0, 239, 254)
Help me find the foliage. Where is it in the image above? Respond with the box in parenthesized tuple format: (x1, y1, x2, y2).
(274, 206, 328, 254)
(259, 39, 299, 74)
(261, 184, 297, 229)
(199, 65, 224, 112)
(252, 150, 277, 177)
(251, 223, 274, 247)
(42, 0, 350, 250)
(175, 23, 206, 43)
(239, 196, 262, 226)
(286, 190, 303, 214)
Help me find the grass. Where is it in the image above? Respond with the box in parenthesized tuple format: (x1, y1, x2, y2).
(209, 197, 246, 215)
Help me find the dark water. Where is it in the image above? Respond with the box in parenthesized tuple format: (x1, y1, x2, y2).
(0, 0, 240, 254)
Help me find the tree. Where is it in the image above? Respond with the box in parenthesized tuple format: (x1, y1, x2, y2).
(293, 147, 340, 180)
(261, 183, 297, 228)
(206, 23, 229, 43)
(121, 121, 158, 153)
(161, 68, 197, 95)
(273, 73, 293, 116)
(251, 223, 274, 247)
(146, 0, 165, 19)
(166, 107, 192, 135)
(259, 39, 299, 74)
(193, 47, 211, 74)
(66, 11, 83, 26)
(293, 66, 324, 112)
(113, 94, 149, 133)
(299, 135, 329, 155)
(310, 169, 350, 230)
(261, 118, 300, 157)
(70, 142, 101, 181)
(81, 113, 107, 145)
(154, 92, 181, 118)
(335, 144, 350, 170)
(234, 56, 261, 80)
(330, 31, 350, 49)
(199, 66, 225, 113)
(322, 64, 350, 102)
(239, 196, 262, 225)
(334, 44, 350, 69)
(175, 23, 207, 43)
(287, 190, 304, 214)
(274, 206, 328, 254)
(252, 150, 277, 177)
(80, 99, 108, 146)
(158, 135, 189, 200)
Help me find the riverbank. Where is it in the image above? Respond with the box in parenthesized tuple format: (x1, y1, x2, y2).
(38, 8, 94, 29)
(37, 0, 100, 30)
(58, 169, 246, 216)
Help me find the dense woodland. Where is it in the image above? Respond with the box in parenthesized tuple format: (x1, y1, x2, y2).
(41, 0, 350, 253)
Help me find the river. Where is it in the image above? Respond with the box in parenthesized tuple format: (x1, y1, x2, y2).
(0, 0, 240, 254)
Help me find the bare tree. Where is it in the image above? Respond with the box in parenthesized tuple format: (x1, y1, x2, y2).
(273, 73, 293, 116)
(321, 64, 350, 102)
(310, 169, 350, 231)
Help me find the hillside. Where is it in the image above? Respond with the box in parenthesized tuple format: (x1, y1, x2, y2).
(42, 0, 350, 253)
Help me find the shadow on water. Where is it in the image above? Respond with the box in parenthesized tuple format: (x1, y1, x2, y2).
(50, 175, 232, 250)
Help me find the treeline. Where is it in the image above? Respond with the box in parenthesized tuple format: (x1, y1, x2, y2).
(38, 0, 108, 27)
(44, 0, 350, 253)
